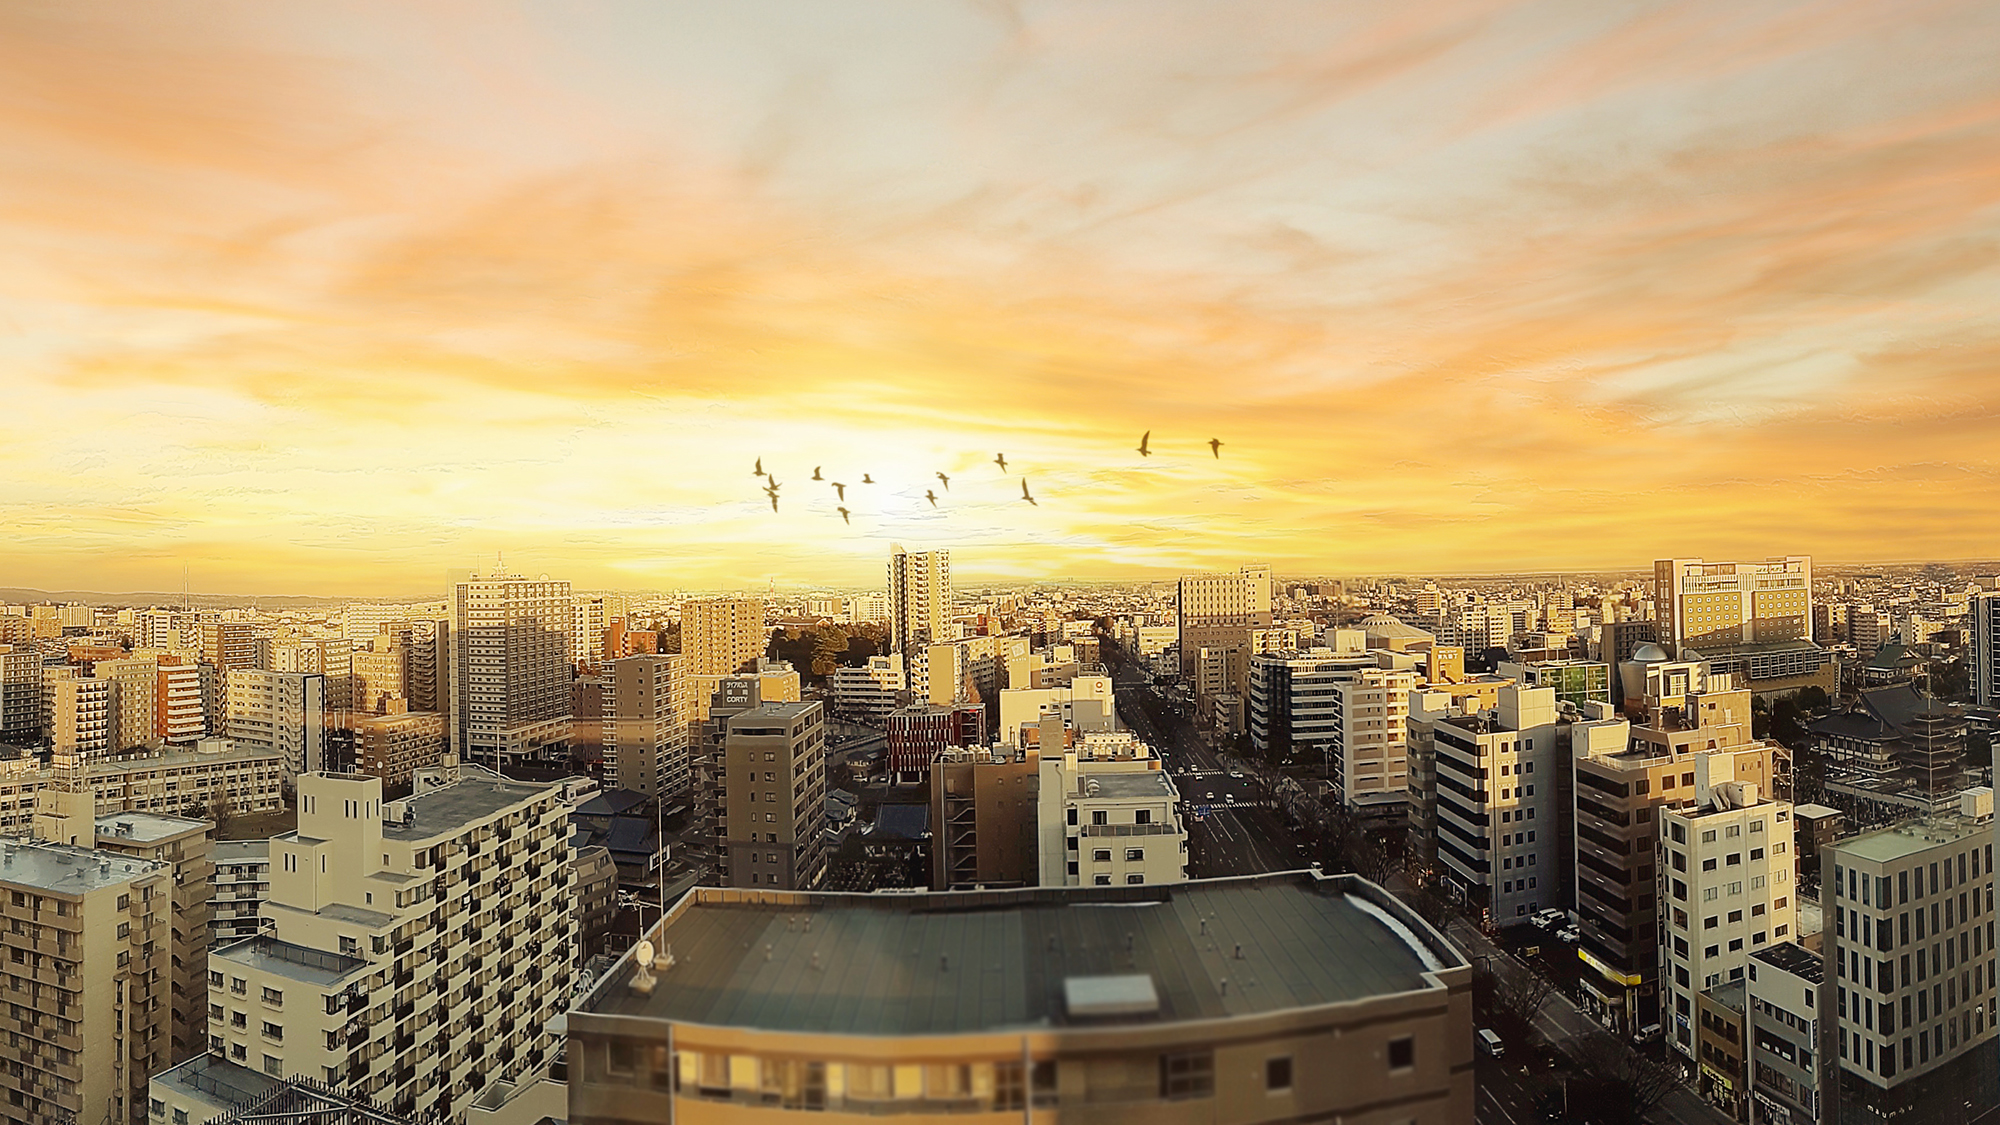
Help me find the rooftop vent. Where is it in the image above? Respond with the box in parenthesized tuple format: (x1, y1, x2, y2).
(1062, 974, 1159, 1021)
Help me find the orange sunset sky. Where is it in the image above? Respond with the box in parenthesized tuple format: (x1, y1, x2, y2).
(5, 1, 2000, 597)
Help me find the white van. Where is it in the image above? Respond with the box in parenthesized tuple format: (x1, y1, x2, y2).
(1477, 1029, 1505, 1058)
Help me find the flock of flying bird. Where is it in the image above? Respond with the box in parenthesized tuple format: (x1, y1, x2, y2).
(752, 432, 1224, 525)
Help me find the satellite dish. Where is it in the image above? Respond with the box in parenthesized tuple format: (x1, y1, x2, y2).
(634, 940, 655, 965)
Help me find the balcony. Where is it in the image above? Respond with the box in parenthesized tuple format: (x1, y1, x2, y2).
(393, 1000, 415, 1022)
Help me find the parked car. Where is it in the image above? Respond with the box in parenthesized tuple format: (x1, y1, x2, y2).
(1556, 925, 1580, 944)
(1530, 908, 1565, 929)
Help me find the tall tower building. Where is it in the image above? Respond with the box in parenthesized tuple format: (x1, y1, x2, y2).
(94, 656, 162, 752)
(0, 644, 46, 743)
(198, 621, 259, 672)
(448, 572, 574, 767)
(1177, 564, 1274, 679)
(53, 676, 114, 761)
(1653, 556, 1813, 657)
(155, 658, 207, 746)
(681, 598, 767, 678)
(1973, 593, 2000, 708)
(888, 545, 952, 656)
(716, 701, 829, 890)
(225, 669, 327, 777)
(604, 654, 693, 798)
(573, 596, 610, 668)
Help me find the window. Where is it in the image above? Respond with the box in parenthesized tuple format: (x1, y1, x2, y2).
(1094, 875, 1112, 886)
(1160, 1049, 1215, 1099)
(1266, 1056, 1293, 1092)
(1126, 874, 1144, 885)
(1388, 1035, 1416, 1071)
(262, 1021, 283, 1041)
(1135, 809, 1151, 825)
(261, 987, 282, 1006)
(173, 1112, 188, 1125)
(262, 1055, 282, 1077)
(1125, 849, 1144, 862)
(1093, 849, 1112, 863)
(1703, 830, 1718, 844)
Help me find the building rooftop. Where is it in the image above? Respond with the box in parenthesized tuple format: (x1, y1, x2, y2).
(151, 1052, 284, 1114)
(213, 839, 272, 863)
(1793, 803, 1843, 820)
(581, 871, 1462, 1036)
(1075, 771, 1175, 800)
(1833, 814, 1989, 864)
(1704, 977, 1747, 1014)
(730, 701, 822, 728)
(0, 838, 164, 895)
(1752, 942, 1825, 983)
(213, 934, 370, 986)
(384, 767, 556, 842)
(95, 811, 209, 844)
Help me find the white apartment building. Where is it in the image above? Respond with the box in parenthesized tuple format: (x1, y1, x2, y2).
(1659, 771, 1797, 1061)
(1249, 650, 1415, 807)
(572, 596, 609, 668)
(828, 656, 905, 728)
(155, 762, 576, 1123)
(1420, 685, 1560, 923)
(225, 669, 327, 777)
(1037, 728, 1188, 887)
(448, 573, 573, 766)
(1825, 791, 1995, 1111)
(211, 838, 272, 944)
(54, 676, 114, 760)
(1747, 942, 1826, 1125)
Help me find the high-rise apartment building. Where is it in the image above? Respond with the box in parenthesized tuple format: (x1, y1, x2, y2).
(716, 701, 829, 890)
(351, 628, 409, 714)
(225, 668, 326, 776)
(1177, 563, 1273, 674)
(152, 764, 576, 1123)
(83, 811, 216, 1067)
(1037, 727, 1188, 887)
(888, 545, 952, 657)
(1654, 557, 1813, 657)
(1249, 651, 1413, 808)
(0, 837, 170, 1125)
(448, 573, 574, 766)
(603, 654, 693, 798)
(200, 621, 259, 672)
(573, 596, 610, 668)
(54, 675, 114, 760)
(1824, 793, 1997, 1122)
(1974, 594, 2000, 708)
(930, 744, 1039, 889)
(0, 644, 40, 743)
(156, 657, 206, 746)
(353, 711, 448, 786)
(210, 839, 271, 944)
(96, 656, 162, 752)
(567, 871, 1473, 1125)
(680, 597, 766, 678)
(1658, 774, 1798, 1061)
(828, 655, 905, 727)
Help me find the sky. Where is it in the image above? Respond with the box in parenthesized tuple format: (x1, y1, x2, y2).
(5, 1, 2000, 597)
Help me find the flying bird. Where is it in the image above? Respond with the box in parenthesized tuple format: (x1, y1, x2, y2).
(1208, 438, 1223, 459)
(811, 466, 823, 481)
(861, 473, 875, 485)
(1021, 479, 1037, 506)
(1137, 431, 1151, 457)
(753, 457, 764, 477)
(936, 471, 950, 490)
(765, 477, 780, 493)
(836, 506, 851, 525)
(831, 482, 846, 501)
(766, 492, 779, 513)
(925, 490, 938, 507)
(994, 453, 1008, 472)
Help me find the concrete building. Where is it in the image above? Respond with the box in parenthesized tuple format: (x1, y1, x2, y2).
(996, 675, 1116, 748)
(154, 763, 577, 1123)
(885, 702, 986, 783)
(573, 596, 610, 669)
(1698, 979, 1750, 1122)
(351, 630, 410, 714)
(1250, 650, 1414, 809)
(211, 838, 272, 944)
(449, 573, 574, 767)
(354, 711, 449, 786)
(681, 597, 766, 678)
(572, 843, 619, 955)
(1038, 727, 1187, 887)
(97, 656, 163, 751)
(1825, 792, 1998, 1122)
(1421, 685, 1559, 924)
(567, 871, 1473, 1125)
(930, 745, 1040, 890)
(0, 644, 41, 743)
(1654, 557, 1814, 656)
(716, 701, 829, 890)
(887, 545, 952, 659)
(828, 656, 905, 728)
(1747, 942, 1828, 1125)
(1974, 593, 2000, 709)
(0, 837, 170, 1125)
(1177, 563, 1273, 672)
(1660, 772, 1798, 1061)
(200, 621, 259, 672)
(1497, 658, 1611, 706)
(156, 657, 206, 746)
(82, 811, 216, 1067)
(603, 654, 693, 799)
(226, 668, 327, 777)
(54, 675, 115, 760)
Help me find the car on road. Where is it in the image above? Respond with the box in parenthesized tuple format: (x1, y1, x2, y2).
(1476, 1029, 1505, 1058)
(1228, 768, 1244, 778)
(1205, 791, 1215, 801)
(1555, 925, 1580, 944)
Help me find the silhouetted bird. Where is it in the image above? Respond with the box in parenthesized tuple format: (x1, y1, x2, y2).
(994, 453, 1008, 472)
(831, 482, 847, 501)
(925, 490, 938, 507)
(765, 477, 780, 493)
(1208, 438, 1223, 459)
(1021, 479, 1037, 506)
(936, 471, 950, 490)
(754, 457, 765, 476)
(766, 493, 778, 513)
(862, 474, 875, 485)
(1137, 431, 1151, 457)
(812, 466, 823, 480)
(837, 506, 851, 525)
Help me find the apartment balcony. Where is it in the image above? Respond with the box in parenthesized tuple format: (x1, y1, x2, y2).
(393, 1000, 415, 1022)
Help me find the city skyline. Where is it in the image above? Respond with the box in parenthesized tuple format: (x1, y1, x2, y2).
(9, 2, 2000, 596)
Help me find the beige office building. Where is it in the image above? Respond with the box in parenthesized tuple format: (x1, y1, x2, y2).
(449, 573, 574, 765)
(1177, 564, 1273, 670)
(1654, 556, 1813, 656)
(568, 871, 1473, 1125)
(604, 654, 694, 798)
(931, 745, 1041, 890)
(0, 838, 171, 1125)
(1038, 727, 1188, 887)
(682, 598, 767, 678)
(716, 701, 829, 890)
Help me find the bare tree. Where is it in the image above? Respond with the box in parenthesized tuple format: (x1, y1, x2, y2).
(1565, 1037, 1680, 1125)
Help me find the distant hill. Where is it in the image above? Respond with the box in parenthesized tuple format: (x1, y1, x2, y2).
(0, 587, 432, 610)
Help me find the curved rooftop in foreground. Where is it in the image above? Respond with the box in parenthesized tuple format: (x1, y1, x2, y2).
(579, 870, 1465, 1035)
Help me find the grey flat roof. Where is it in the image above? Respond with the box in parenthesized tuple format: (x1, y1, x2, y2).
(1835, 815, 1987, 864)
(0, 839, 163, 895)
(384, 769, 556, 841)
(213, 839, 272, 862)
(1080, 771, 1173, 800)
(583, 871, 1461, 1035)
(151, 1052, 284, 1111)
(213, 935, 369, 986)
(96, 811, 209, 844)
(1752, 942, 1825, 983)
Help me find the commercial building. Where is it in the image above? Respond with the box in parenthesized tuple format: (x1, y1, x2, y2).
(1177, 563, 1273, 671)
(1747, 942, 1828, 1125)
(1497, 658, 1611, 706)
(1037, 727, 1187, 887)
(1654, 557, 1814, 656)
(885, 702, 986, 782)
(1697, 979, 1749, 1122)
(996, 675, 1116, 748)
(211, 838, 272, 944)
(603, 654, 693, 798)
(353, 711, 449, 786)
(1422, 685, 1559, 924)
(200, 621, 260, 672)
(567, 871, 1473, 1125)
(1825, 792, 1998, 1122)
(449, 573, 574, 766)
(225, 668, 327, 777)
(153, 763, 577, 1123)
(887, 546, 952, 659)
(715, 701, 830, 890)
(929, 745, 1040, 890)
(0, 837, 170, 1125)
(0, 644, 41, 742)
(828, 655, 905, 728)
(1659, 773, 1798, 1062)
(1250, 650, 1414, 809)
(681, 597, 766, 678)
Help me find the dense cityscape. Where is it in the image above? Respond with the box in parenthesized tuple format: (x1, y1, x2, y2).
(0, 550, 1995, 1124)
